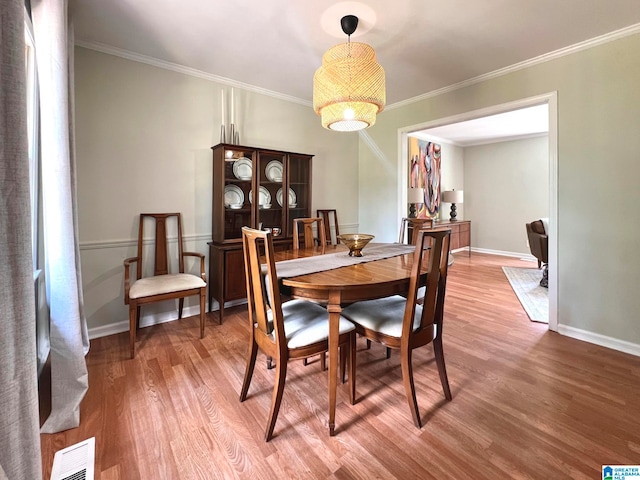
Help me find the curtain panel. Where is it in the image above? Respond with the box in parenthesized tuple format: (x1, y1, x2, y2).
(0, 1, 43, 478)
(32, 0, 90, 434)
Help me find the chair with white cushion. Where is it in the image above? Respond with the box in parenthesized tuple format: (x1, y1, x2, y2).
(239, 226, 356, 441)
(123, 213, 207, 359)
(342, 228, 452, 428)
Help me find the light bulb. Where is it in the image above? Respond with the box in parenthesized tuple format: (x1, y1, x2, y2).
(344, 108, 355, 120)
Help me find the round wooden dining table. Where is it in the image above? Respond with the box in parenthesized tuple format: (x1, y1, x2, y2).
(274, 244, 424, 436)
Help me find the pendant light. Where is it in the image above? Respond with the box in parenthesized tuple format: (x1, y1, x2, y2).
(313, 15, 386, 132)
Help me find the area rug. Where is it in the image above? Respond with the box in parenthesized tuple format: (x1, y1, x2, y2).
(502, 266, 549, 323)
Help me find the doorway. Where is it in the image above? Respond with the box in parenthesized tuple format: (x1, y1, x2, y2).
(396, 93, 558, 331)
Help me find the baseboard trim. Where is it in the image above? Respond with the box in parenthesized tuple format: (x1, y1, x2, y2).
(470, 247, 536, 261)
(557, 324, 640, 357)
(88, 300, 248, 340)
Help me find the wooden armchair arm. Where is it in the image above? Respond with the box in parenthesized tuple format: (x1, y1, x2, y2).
(183, 251, 207, 282)
(123, 256, 138, 305)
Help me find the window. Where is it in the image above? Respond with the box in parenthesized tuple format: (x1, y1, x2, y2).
(24, 9, 39, 267)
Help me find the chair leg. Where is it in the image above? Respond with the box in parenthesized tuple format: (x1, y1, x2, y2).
(400, 347, 421, 428)
(386, 347, 391, 359)
(349, 332, 356, 405)
(129, 305, 137, 359)
(433, 336, 452, 401)
(199, 289, 206, 339)
(303, 353, 326, 370)
(340, 347, 346, 384)
(239, 335, 258, 402)
(265, 357, 288, 442)
(178, 298, 184, 319)
(136, 306, 141, 332)
(366, 339, 371, 349)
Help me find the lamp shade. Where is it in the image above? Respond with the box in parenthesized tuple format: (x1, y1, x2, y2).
(313, 42, 386, 132)
(442, 190, 463, 204)
(407, 187, 425, 204)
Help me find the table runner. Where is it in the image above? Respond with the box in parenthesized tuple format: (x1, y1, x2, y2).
(274, 243, 416, 279)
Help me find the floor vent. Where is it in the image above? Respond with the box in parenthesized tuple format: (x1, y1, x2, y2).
(50, 437, 95, 480)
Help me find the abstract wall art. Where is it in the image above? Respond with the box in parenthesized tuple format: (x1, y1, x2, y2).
(408, 137, 441, 219)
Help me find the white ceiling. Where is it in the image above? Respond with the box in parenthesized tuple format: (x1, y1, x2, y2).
(71, 1, 640, 107)
(412, 104, 549, 147)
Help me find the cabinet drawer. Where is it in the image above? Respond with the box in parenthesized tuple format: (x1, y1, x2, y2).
(459, 222, 470, 232)
(450, 232, 460, 250)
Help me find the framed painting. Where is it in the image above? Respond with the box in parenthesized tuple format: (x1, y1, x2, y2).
(408, 137, 441, 219)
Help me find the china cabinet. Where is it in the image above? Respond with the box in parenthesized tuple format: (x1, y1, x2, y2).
(208, 143, 313, 321)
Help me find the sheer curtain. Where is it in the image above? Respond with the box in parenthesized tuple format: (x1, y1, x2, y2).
(32, 0, 90, 434)
(0, 1, 43, 478)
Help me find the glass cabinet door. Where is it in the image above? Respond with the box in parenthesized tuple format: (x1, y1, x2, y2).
(286, 154, 312, 236)
(256, 151, 285, 238)
(222, 146, 255, 241)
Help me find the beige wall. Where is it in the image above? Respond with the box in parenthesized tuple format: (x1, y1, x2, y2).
(76, 32, 640, 350)
(75, 47, 359, 334)
(464, 136, 549, 254)
(361, 33, 640, 346)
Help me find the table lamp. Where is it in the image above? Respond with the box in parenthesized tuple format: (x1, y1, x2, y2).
(407, 188, 425, 218)
(441, 189, 463, 221)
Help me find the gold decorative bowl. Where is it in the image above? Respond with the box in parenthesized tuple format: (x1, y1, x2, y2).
(338, 234, 375, 257)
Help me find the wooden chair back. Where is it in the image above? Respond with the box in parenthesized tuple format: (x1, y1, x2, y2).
(135, 213, 185, 279)
(398, 217, 435, 245)
(403, 228, 451, 343)
(317, 209, 340, 245)
(241, 227, 285, 346)
(293, 217, 326, 250)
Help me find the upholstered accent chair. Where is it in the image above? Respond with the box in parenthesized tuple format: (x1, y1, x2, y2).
(526, 219, 548, 287)
(239, 227, 356, 441)
(123, 213, 207, 359)
(342, 228, 452, 428)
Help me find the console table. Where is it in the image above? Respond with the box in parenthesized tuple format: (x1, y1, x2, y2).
(435, 219, 471, 256)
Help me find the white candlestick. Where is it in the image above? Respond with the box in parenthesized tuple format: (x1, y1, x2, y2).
(221, 89, 225, 124)
(231, 88, 235, 124)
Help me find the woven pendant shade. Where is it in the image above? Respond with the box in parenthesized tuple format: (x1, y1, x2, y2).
(313, 41, 385, 131)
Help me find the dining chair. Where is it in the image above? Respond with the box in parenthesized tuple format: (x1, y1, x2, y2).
(239, 227, 356, 441)
(293, 217, 326, 250)
(293, 217, 329, 368)
(317, 209, 340, 245)
(342, 228, 452, 428)
(398, 217, 435, 244)
(123, 213, 207, 359)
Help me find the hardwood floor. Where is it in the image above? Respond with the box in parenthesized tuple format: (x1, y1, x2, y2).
(40, 253, 640, 479)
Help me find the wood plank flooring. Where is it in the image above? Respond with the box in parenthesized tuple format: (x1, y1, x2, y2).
(40, 253, 640, 479)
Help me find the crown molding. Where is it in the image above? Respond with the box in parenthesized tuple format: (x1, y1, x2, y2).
(74, 40, 312, 108)
(77, 22, 640, 113)
(385, 23, 640, 111)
